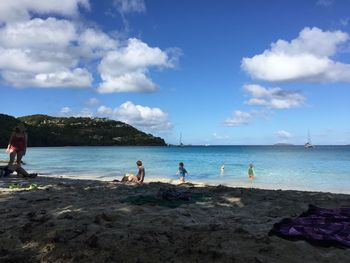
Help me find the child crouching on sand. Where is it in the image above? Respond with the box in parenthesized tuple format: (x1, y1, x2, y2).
(177, 162, 188, 183)
(121, 160, 145, 184)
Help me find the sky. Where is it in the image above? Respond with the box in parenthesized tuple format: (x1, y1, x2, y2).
(0, 0, 349, 145)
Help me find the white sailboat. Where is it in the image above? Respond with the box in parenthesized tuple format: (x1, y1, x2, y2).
(304, 130, 314, 148)
(179, 132, 184, 147)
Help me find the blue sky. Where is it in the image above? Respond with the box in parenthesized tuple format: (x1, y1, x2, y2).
(0, 0, 349, 145)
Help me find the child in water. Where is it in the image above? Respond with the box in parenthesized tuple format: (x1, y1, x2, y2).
(177, 162, 188, 183)
(248, 163, 255, 185)
(220, 164, 225, 176)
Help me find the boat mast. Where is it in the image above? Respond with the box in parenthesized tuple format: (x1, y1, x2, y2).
(307, 129, 312, 144)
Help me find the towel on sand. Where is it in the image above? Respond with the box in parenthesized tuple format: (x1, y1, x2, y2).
(269, 205, 350, 248)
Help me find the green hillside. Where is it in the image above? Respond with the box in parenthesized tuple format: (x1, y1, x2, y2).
(0, 114, 166, 147)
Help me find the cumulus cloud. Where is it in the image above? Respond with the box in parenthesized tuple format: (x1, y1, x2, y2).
(75, 108, 94, 118)
(97, 105, 113, 115)
(224, 111, 252, 127)
(0, 0, 89, 23)
(316, 0, 334, 7)
(0, 2, 179, 91)
(0, 18, 77, 49)
(241, 27, 350, 83)
(59, 106, 72, 115)
(0, 16, 92, 88)
(0, 18, 79, 73)
(113, 0, 146, 14)
(2, 68, 92, 88)
(97, 101, 172, 131)
(97, 72, 158, 93)
(244, 84, 305, 109)
(85, 98, 100, 106)
(78, 28, 117, 58)
(276, 130, 292, 140)
(97, 38, 175, 93)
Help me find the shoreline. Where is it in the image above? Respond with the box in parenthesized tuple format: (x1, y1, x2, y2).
(24, 173, 350, 195)
(1, 175, 350, 262)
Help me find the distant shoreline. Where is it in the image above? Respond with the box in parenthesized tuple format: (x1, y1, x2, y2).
(2, 145, 349, 149)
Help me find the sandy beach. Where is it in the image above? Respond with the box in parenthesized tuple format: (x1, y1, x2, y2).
(1, 175, 350, 263)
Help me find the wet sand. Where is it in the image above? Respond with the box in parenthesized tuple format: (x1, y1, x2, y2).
(1, 175, 350, 263)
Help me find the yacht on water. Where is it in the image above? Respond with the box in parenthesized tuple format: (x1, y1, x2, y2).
(304, 130, 315, 148)
(178, 132, 184, 147)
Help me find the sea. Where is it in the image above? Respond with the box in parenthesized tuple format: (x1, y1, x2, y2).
(1, 145, 350, 194)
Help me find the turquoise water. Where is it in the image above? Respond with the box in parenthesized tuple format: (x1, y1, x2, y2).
(1, 146, 350, 193)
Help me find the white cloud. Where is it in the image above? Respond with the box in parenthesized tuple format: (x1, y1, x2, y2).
(97, 101, 172, 131)
(0, 17, 92, 88)
(316, 0, 334, 7)
(0, 18, 77, 49)
(276, 130, 292, 139)
(0, 0, 90, 23)
(244, 84, 305, 109)
(60, 106, 72, 115)
(0, 18, 79, 73)
(340, 17, 349, 27)
(59, 107, 95, 118)
(113, 0, 146, 14)
(1, 68, 92, 88)
(225, 111, 252, 127)
(0, 1, 179, 91)
(97, 105, 113, 115)
(241, 27, 350, 83)
(78, 28, 117, 58)
(97, 38, 175, 93)
(85, 98, 100, 105)
(98, 72, 158, 93)
(212, 133, 230, 140)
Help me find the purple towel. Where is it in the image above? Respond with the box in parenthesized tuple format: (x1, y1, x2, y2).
(269, 205, 350, 248)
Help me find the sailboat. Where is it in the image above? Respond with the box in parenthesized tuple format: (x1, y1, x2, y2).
(178, 132, 184, 147)
(304, 130, 315, 148)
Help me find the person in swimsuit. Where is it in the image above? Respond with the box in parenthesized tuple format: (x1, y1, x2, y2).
(248, 163, 255, 186)
(6, 125, 27, 166)
(220, 164, 225, 176)
(121, 160, 145, 184)
(135, 160, 145, 183)
(177, 162, 188, 183)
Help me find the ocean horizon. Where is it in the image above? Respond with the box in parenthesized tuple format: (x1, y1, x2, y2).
(1, 145, 349, 194)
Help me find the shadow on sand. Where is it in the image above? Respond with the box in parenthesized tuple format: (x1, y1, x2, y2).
(1, 176, 350, 262)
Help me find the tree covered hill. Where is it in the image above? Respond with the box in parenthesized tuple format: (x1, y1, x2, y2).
(0, 114, 166, 147)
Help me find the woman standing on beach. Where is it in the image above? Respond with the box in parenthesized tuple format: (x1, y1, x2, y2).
(6, 125, 27, 166)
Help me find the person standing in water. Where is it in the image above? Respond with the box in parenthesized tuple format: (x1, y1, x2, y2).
(220, 164, 225, 176)
(248, 163, 255, 186)
(6, 125, 27, 166)
(177, 162, 188, 183)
